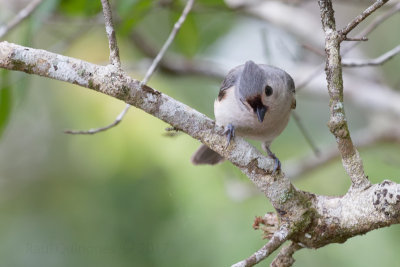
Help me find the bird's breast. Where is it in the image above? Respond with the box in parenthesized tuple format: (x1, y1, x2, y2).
(214, 87, 292, 142)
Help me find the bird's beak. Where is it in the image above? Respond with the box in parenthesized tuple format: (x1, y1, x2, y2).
(256, 105, 268, 123)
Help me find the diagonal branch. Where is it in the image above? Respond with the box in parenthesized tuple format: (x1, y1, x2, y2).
(339, 0, 389, 39)
(318, 0, 370, 189)
(270, 242, 302, 267)
(0, 0, 44, 39)
(0, 41, 310, 217)
(67, 0, 195, 135)
(2, 40, 400, 267)
(130, 31, 225, 79)
(101, 0, 121, 68)
(286, 125, 400, 178)
(140, 0, 194, 85)
(343, 45, 400, 67)
(231, 226, 290, 267)
(64, 104, 130, 135)
(342, 2, 400, 53)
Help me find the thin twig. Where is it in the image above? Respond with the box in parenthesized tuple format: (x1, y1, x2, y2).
(339, 0, 389, 39)
(100, 0, 121, 68)
(301, 43, 325, 57)
(131, 32, 225, 79)
(64, 104, 130, 135)
(342, 36, 368, 42)
(296, 64, 324, 92)
(140, 0, 194, 85)
(66, 0, 195, 135)
(343, 45, 400, 67)
(270, 242, 302, 267)
(50, 14, 104, 52)
(352, 2, 400, 42)
(297, 1, 398, 92)
(341, 2, 400, 55)
(286, 124, 400, 179)
(231, 226, 289, 267)
(0, 0, 44, 39)
(291, 111, 320, 156)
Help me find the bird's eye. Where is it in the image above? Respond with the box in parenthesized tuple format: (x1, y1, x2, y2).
(265, 85, 273, 96)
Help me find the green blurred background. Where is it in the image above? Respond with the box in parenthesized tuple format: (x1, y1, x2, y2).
(0, 0, 400, 266)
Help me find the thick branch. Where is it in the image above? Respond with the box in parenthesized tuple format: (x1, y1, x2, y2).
(2, 39, 400, 266)
(0, 41, 311, 220)
(295, 181, 400, 248)
(318, 0, 369, 190)
(101, 0, 121, 68)
(0, 0, 44, 39)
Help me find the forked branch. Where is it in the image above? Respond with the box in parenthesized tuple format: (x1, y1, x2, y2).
(66, 0, 195, 135)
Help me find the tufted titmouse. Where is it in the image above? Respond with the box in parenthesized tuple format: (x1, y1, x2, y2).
(191, 60, 296, 172)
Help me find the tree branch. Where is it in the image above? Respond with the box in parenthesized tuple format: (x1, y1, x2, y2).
(350, 2, 400, 46)
(130, 31, 225, 79)
(231, 226, 290, 267)
(2, 38, 400, 266)
(342, 45, 400, 67)
(318, 0, 370, 190)
(0, 0, 44, 39)
(270, 242, 302, 267)
(0, 41, 311, 218)
(339, 0, 389, 39)
(286, 124, 400, 178)
(100, 0, 121, 68)
(64, 104, 130, 135)
(140, 0, 194, 85)
(66, 0, 195, 135)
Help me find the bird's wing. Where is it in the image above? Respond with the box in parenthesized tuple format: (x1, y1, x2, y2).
(217, 65, 242, 101)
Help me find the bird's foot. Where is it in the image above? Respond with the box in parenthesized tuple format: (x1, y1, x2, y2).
(223, 123, 235, 148)
(266, 147, 281, 174)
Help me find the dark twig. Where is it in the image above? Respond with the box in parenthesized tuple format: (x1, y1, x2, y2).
(0, 0, 44, 39)
(343, 45, 400, 67)
(66, 0, 195, 135)
(231, 226, 290, 267)
(100, 0, 121, 68)
(296, 64, 324, 92)
(291, 111, 320, 156)
(339, 0, 389, 40)
(342, 36, 368, 42)
(270, 242, 302, 267)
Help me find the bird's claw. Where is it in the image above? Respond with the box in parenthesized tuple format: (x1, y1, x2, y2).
(272, 157, 281, 174)
(266, 147, 281, 174)
(223, 123, 235, 148)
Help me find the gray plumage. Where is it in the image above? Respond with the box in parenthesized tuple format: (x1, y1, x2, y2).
(191, 144, 224, 165)
(191, 60, 295, 166)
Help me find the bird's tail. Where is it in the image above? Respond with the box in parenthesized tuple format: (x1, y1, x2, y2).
(191, 144, 224, 165)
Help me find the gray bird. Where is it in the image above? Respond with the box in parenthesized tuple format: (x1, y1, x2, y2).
(191, 60, 296, 172)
